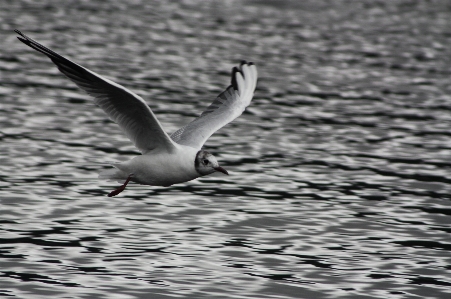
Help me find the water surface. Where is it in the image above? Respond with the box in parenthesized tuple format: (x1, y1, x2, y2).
(1, 1, 451, 298)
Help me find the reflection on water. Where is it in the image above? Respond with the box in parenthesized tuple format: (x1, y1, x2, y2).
(1, 0, 451, 298)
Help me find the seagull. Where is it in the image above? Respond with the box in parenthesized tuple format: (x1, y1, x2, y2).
(15, 30, 258, 197)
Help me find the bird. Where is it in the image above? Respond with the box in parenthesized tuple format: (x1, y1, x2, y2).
(15, 30, 258, 197)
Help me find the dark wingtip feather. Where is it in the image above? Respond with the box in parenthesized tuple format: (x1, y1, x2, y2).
(231, 61, 253, 90)
(231, 66, 239, 90)
(14, 30, 87, 78)
(15, 30, 38, 49)
(15, 30, 28, 43)
(15, 30, 28, 42)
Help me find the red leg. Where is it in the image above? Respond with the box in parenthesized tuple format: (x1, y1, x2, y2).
(108, 174, 133, 197)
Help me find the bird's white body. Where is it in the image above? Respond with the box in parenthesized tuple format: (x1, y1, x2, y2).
(106, 145, 200, 186)
(16, 30, 257, 196)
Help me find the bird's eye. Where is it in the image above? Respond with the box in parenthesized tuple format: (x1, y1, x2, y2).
(203, 159, 209, 165)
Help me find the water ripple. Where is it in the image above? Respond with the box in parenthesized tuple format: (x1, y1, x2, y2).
(1, 0, 451, 298)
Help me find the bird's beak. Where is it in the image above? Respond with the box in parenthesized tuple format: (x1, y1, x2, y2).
(214, 166, 229, 175)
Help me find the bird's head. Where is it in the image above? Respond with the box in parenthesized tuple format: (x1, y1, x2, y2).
(195, 150, 228, 176)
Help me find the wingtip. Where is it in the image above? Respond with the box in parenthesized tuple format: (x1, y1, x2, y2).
(231, 61, 257, 91)
(14, 29, 26, 39)
(240, 60, 256, 67)
(231, 66, 239, 90)
(15, 30, 29, 44)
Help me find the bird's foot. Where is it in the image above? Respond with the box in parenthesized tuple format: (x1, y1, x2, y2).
(108, 174, 133, 197)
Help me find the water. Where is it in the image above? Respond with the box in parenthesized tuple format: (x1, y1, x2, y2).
(1, 0, 451, 298)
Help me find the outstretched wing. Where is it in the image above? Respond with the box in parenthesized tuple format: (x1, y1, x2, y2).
(15, 30, 177, 154)
(171, 61, 257, 149)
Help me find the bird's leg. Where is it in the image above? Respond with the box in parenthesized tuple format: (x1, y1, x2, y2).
(108, 174, 133, 197)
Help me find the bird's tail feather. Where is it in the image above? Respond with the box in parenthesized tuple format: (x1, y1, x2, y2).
(98, 165, 128, 182)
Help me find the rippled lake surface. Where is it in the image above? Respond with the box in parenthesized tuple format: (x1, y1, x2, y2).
(1, 1, 451, 298)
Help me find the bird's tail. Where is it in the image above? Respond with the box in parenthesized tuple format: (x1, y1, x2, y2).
(98, 165, 129, 182)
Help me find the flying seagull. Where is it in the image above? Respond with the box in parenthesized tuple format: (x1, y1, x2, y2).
(15, 30, 258, 197)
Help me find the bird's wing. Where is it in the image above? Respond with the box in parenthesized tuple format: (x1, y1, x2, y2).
(15, 30, 177, 154)
(170, 61, 257, 149)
